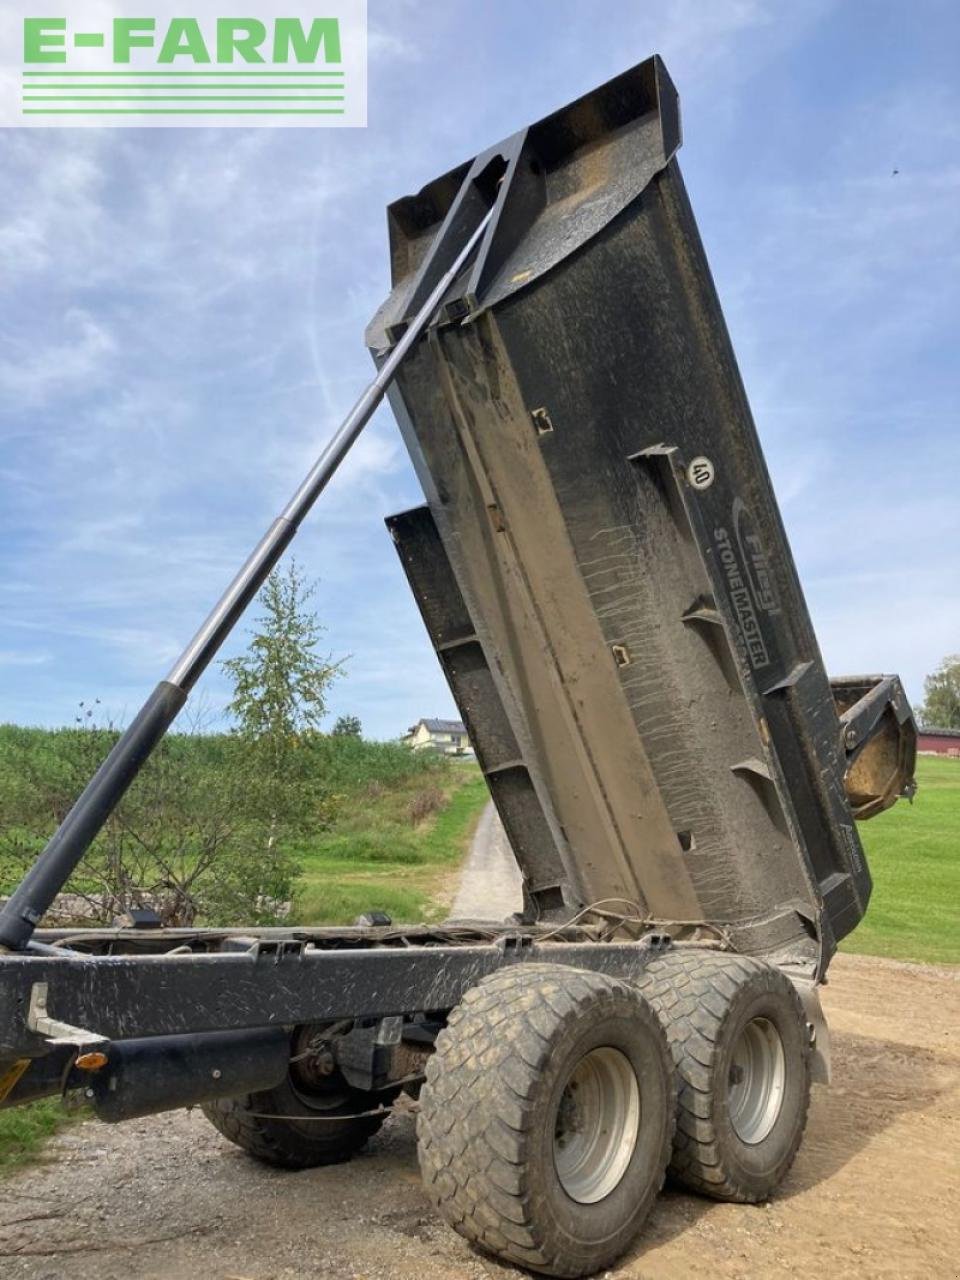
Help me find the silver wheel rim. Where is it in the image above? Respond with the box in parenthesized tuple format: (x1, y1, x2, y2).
(553, 1047, 640, 1203)
(728, 1016, 786, 1144)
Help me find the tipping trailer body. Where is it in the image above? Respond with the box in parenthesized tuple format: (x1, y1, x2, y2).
(369, 56, 915, 975)
(0, 61, 915, 1229)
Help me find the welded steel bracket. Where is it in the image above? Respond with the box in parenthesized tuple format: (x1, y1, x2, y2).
(27, 982, 107, 1048)
(373, 55, 681, 342)
(831, 675, 918, 819)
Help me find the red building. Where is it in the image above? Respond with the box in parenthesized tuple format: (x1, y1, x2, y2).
(917, 727, 960, 757)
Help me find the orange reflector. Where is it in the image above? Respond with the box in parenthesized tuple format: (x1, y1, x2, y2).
(75, 1052, 109, 1072)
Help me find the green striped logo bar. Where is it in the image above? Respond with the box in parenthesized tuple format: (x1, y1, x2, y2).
(4, 3, 367, 127)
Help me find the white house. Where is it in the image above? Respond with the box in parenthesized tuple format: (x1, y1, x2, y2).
(404, 717, 473, 756)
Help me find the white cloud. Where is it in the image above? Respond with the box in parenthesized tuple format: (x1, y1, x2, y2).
(0, 133, 110, 278)
(0, 0, 954, 736)
(0, 649, 51, 667)
(0, 307, 116, 406)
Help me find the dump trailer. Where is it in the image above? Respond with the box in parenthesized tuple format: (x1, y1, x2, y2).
(0, 57, 915, 1279)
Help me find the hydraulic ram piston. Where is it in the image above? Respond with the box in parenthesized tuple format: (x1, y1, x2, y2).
(0, 201, 497, 953)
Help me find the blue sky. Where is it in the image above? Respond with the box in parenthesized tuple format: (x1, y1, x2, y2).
(1, 0, 958, 740)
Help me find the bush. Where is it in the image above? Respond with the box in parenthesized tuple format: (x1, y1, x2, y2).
(0, 722, 457, 925)
(408, 786, 445, 826)
(0, 720, 299, 927)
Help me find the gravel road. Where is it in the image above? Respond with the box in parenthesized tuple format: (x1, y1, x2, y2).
(449, 801, 524, 922)
(2, 809, 957, 1279)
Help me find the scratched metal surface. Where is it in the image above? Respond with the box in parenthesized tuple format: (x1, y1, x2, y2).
(369, 58, 870, 972)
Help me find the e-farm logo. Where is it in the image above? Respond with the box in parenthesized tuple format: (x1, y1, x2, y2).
(2, 2, 367, 127)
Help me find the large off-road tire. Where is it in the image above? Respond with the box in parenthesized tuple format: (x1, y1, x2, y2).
(202, 1038, 394, 1170)
(417, 963, 675, 1278)
(634, 949, 811, 1202)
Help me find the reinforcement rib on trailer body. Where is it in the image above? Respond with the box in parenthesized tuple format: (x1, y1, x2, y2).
(370, 55, 915, 972)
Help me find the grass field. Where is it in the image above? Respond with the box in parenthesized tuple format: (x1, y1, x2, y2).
(843, 753, 959, 965)
(292, 764, 489, 924)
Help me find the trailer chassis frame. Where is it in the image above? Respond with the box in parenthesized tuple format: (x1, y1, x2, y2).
(0, 924, 677, 1065)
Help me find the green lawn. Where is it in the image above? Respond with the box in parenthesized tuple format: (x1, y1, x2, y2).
(843, 754, 960, 965)
(292, 765, 490, 925)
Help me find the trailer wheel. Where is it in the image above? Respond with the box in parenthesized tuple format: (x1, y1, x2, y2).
(417, 963, 674, 1278)
(634, 949, 811, 1202)
(202, 1028, 395, 1170)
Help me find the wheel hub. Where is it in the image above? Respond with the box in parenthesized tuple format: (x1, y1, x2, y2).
(553, 1047, 641, 1204)
(288, 1025, 350, 1108)
(727, 1015, 786, 1144)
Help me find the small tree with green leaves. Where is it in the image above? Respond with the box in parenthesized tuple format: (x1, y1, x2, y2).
(332, 714, 362, 738)
(918, 654, 960, 729)
(223, 560, 344, 844)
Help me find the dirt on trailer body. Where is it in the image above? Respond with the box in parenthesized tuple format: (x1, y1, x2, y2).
(1, 952, 957, 1280)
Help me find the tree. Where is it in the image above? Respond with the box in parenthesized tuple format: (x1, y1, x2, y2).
(223, 560, 343, 838)
(332, 714, 362, 738)
(918, 654, 960, 729)
(224, 560, 341, 746)
(0, 562, 343, 929)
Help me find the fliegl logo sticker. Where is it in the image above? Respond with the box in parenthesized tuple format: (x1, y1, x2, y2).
(1, 1, 367, 127)
(713, 499, 781, 673)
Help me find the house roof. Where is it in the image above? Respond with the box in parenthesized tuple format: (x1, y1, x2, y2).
(918, 726, 960, 738)
(420, 718, 466, 734)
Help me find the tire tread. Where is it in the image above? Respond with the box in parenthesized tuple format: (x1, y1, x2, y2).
(202, 1087, 387, 1170)
(417, 963, 673, 1277)
(635, 949, 810, 1202)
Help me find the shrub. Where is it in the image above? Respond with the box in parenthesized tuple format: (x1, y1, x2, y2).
(408, 786, 445, 826)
